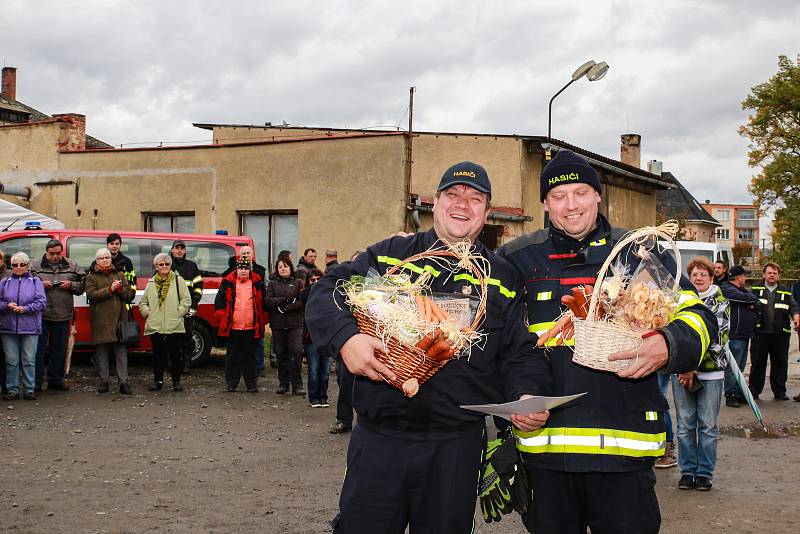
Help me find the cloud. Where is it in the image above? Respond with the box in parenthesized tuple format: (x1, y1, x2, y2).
(2, 0, 798, 205)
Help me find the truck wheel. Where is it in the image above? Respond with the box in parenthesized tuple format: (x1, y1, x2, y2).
(190, 322, 212, 366)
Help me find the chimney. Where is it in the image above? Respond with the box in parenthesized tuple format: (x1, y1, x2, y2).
(620, 134, 641, 168)
(1, 67, 17, 100)
(53, 113, 86, 151)
(647, 159, 663, 176)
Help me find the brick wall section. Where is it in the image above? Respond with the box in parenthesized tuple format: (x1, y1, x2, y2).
(53, 113, 86, 151)
(1, 67, 17, 100)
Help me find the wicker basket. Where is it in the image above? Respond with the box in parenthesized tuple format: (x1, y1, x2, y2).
(571, 226, 681, 373)
(351, 247, 488, 395)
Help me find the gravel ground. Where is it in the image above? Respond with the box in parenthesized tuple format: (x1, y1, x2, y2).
(2, 347, 800, 533)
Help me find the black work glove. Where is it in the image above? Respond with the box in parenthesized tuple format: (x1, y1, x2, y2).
(479, 439, 514, 523)
(490, 435, 530, 516)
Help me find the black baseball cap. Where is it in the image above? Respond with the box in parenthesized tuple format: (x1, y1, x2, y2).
(437, 161, 492, 199)
(729, 265, 747, 277)
(171, 239, 186, 248)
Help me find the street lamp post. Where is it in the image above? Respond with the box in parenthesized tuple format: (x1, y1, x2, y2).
(547, 60, 610, 139)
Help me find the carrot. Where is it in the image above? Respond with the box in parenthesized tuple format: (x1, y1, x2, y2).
(571, 287, 589, 319)
(561, 295, 582, 317)
(427, 339, 452, 360)
(429, 300, 448, 322)
(536, 315, 573, 347)
(423, 296, 434, 323)
(415, 329, 441, 351)
(415, 295, 426, 320)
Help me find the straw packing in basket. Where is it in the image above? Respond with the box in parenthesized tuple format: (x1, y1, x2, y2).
(338, 242, 489, 397)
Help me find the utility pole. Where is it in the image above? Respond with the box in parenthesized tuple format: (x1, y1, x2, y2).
(404, 86, 415, 231)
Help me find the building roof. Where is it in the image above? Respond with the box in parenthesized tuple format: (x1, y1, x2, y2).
(656, 172, 720, 226)
(192, 123, 671, 188)
(0, 94, 112, 149)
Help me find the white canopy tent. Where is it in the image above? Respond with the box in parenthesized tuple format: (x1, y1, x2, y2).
(0, 198, 64, 231)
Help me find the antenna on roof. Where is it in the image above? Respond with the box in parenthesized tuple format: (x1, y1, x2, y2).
(281, 120, 289, 127)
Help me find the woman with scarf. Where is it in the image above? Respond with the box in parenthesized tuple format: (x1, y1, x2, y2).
(215, 257, 267, 393)
(85, 247, 135, 394)
(139, 252, 191, 392)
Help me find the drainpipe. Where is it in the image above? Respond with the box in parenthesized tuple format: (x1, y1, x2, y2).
(0, 183, 32, 200)
(410, 196, 422, 233)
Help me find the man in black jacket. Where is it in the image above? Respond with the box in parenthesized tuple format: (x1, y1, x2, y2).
(748, 262, 800, 401)
(306, 162, 550, 533)
(171, 240, 203, 374)
(722, 265, 760, 407)
(106, 233, 136, 289)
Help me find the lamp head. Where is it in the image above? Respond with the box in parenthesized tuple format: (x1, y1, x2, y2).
(571, 60, 596, 81)
(587, 61, 609, 81)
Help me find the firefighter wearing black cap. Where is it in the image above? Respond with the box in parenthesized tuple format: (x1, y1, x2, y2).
(499, 149, 718, 533)
(306, 161, 551, 533)
(170, 240, 203, 372)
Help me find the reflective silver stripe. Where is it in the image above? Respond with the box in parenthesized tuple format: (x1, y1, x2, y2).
(536, 291, 553, 301)
(759, 299, 768, 304)
(775, 303, 790, 310)
(517, 434, 664, 452)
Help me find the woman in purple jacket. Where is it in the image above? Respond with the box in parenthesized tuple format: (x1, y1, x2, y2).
(0, 252, 48, 401)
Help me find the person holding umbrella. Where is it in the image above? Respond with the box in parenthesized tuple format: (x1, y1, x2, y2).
(673, 256, 730, 491)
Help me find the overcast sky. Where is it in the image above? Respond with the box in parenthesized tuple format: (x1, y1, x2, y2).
(3, 0, 797, 215)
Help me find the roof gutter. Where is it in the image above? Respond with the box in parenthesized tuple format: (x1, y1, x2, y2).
(410, 202, 531, 222)
(540, 143, 675, 189)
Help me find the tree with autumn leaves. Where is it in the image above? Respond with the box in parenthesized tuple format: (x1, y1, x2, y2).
(739, 54, 800, 272)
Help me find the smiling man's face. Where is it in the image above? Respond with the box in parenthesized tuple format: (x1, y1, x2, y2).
(544, 183, 601, 241)
(432, 184, 489, 244)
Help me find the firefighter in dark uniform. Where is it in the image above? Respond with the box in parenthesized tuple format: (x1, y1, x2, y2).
(306, 162, 551, 534)
(499, 149, 718, 534)
(170, 240, 203, 373)
(748, 261, 800, 400)
(106, 233, 136, 295)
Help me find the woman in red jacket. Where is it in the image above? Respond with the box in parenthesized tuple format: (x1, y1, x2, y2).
(214, 258, 267, 393)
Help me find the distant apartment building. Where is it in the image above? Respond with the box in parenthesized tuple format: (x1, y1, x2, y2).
(702, 201, 760, 264)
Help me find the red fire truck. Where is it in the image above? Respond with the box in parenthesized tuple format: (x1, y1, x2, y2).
(0, 229, 255, 365)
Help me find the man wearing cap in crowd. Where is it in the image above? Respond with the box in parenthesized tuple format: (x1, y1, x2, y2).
(31, 239, 85, 391)
(323, 249, 338, 274)
(306, 161, 551, 533)
(170, 240, 203, 374)
(499, 149, 717, 533)
(721, 265, 760, 407)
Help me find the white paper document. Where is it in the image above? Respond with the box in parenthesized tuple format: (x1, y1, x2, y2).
(460, 393, 586, 420)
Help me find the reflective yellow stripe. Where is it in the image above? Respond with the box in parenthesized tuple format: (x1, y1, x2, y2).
(673, 311, 710, 359)
(527, 322, 574, 346)
(377, 256, 442, 277)
(453, 273, 517, 299)
(777, 290, 792, 296)
(645, 411, 658, 421)
(536, 291, 553, 301)
(783, 328, 792, 333)
(751, 286, 765, 290)
(514, 427, 665, 458)
(192, 275, 202, 284)
(529, 322, 554, 334)
(185, 280, 194, 287)
(588, 238, 607, 246)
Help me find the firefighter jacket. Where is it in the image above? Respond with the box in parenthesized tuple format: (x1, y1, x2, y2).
(171, 256, 203, 310)
(751, 282, 799, 335)
(111, 253, 136, 289)
(305, 229, 550, 435)
(498, 215, 717, 472)
(722, 282, 759, 340)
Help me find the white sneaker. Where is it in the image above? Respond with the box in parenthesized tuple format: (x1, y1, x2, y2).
(310, 403, 322, 408)
(320, 402, 330, 408)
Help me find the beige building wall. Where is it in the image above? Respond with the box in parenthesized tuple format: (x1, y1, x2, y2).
(32, 135, 407, 261)
(604, 184, 657, 230)
(0, 121, 63, 182)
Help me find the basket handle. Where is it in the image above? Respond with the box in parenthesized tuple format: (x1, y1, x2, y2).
(586, 227, 682, 323)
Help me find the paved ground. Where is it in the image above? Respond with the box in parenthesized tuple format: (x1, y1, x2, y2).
(2, 347, 800, 533)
